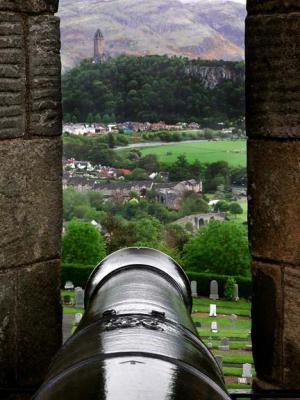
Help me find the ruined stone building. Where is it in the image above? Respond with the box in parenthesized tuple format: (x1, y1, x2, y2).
(93, 28, 105, 62)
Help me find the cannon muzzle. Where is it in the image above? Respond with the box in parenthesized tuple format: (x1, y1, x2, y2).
(35, 248, 231, 400)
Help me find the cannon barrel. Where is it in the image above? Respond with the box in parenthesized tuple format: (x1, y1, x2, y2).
(35, 248, 231, 400)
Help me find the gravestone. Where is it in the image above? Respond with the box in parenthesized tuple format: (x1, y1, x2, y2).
(63, 295, 71, 305)
(75, 313, 83, 325)
(75, 287, 84, 308)
(219, 337, 230, 351)
(216, 355, 223, 369)
(64, 281, 74, 290)
(207, 338, 213, 349)
(209, 304, 217, 317)
(191, 281, 197, 297)
(211, 321, 218, 333)
(242, 363, 252, 378)
(245, 334, 253, 351)
(209, 280, 219, 300)
(238, 377, 247, 384)
(229, 314, 238, 329)
(234, 284, 239, 301)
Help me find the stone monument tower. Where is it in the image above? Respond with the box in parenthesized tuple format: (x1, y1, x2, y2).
(94, 29, 105, 62)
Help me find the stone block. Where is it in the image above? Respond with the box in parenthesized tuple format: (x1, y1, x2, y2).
(246, 14, 300, 138)
(252, 262, 283, 385)
(28, 15, 62, 137)
(248, 140, 300, 264)
(247, 0, 300, 15)
(0, 13, 25, 139)
(17, 260, 62, 386)
(0, 0, 58, 13)
(283, 266, 300, 387)
(0, 260, 62, 387)
(0, 138, 62, 269)
(0, 270, 17, 386)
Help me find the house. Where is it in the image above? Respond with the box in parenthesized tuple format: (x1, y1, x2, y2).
(188, 122, 200, 129)
(173, 179, 203, 194)
(154, 180, 203, 210)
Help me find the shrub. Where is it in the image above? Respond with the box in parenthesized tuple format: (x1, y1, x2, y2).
(224, 276, 237, 300)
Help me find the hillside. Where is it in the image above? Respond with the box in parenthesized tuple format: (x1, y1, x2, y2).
(62, 55, 245, 124)
(59, 0, 246, 71)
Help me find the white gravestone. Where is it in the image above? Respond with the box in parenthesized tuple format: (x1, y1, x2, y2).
(64, 281, 74, 290)
(209, 304, 217, 317)
(230, 314, 238, 329)
(75, 313, 83, 324)
(238, 377, 247, 384)
(75, 287, 84, 308)
(234, 283, 239, 301)
(211, 321, 218, 333)
(242, 363, 252, 378)
(209, 280, 219, 300)
(191, 281, 197, 297)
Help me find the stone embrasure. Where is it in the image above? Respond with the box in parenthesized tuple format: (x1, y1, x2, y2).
(0, 0, 58, 13)
(0, 138, 62, 269)
(0, 260, 62, 387)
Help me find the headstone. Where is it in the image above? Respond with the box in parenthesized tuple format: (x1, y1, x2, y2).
(75, 287, 84, 308)
(75, 313, 83, 324)
(229, 314, 238, 329)
(207, 341, 213, 349)
(216, 355, 223, 369)
(209, 304, 217, 317)
(234, 284, 239, 301)
(191, 281, 197, 297)
(209, 280, 219, 300)
(242, 363, 252, 378)
(64, 281, 74, 290)
(238, 377, 247, 384)
(245, 334, 252, 351)
(63, 295, 71, 305)
(211, 321, 218, 333)
(219, 337, 230, 351)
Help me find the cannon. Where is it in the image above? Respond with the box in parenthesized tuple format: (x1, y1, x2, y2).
(35, 248, 231, 400)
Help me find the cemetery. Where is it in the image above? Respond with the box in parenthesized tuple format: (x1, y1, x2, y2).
(61, 279, 254, 390)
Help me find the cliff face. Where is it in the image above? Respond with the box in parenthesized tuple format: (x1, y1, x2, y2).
(185, 64, 245, 89)
(58, 0, 246, 71)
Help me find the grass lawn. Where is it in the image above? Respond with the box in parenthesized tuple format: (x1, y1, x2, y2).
(218, 354, 253, 364)
(223, 367, 256, 377)
(203, 340, 250, 350)
(197, 329, 250, 339)
(192, 298, 251, 310)
(63, 307, 85, 315)
(193, 316, 251, 329)
(192, 306, 250, 317)
(118, 140, 246, 167)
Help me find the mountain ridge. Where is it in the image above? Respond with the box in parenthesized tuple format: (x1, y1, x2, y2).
(59, 0, 245, 71)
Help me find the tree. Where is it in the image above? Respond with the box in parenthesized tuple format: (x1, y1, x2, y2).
(129, 217, 163, 247)
(213, 200, 229, 212)
(108, 132, 115, 149)
(224, 276, 236, 300)
(228, 202, 243, 215)
(180, 192, 209, 215)
(62, 219, 106, 265)
(87, 112, 94, 124)
(183, 221, 250, 276)
(205, 161, 230, 191)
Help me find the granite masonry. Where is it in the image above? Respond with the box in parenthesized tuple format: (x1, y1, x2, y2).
(0, 0, 62, 398)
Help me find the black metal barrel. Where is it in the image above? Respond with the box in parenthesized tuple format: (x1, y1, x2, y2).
(35, 248, 231, 400)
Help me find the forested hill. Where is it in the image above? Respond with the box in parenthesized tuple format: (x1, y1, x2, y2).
(62, 55, 245, 126)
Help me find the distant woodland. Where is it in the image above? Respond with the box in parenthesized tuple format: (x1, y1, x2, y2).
(62, 55, 245, 127)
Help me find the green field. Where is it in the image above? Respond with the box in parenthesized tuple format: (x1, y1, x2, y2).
(135, 140, 246, 166)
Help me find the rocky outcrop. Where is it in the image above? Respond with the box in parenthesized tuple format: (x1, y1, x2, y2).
(185, 64, 245, 89)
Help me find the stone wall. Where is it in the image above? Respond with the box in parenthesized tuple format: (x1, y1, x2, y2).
(0, 0, 62, 397)
(247, 0, 300, 390)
